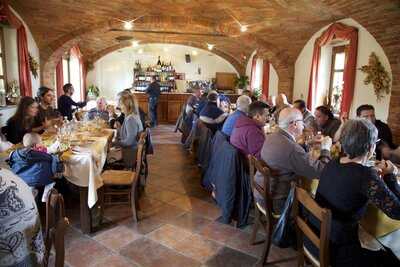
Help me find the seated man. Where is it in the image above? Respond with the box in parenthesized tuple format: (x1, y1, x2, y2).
(293, 99, 316, 129)
(199, 90, 228, 133)
(273, 93, 291, 122)
(230, 101, 269, 159)
(356, 104, 398, 160)
(255, 107, 332, 213)
(9, 133, 64, 189)
(314, 105, 341, 138)
(222, 95, 252, 137)
(86, 97, 109, 121)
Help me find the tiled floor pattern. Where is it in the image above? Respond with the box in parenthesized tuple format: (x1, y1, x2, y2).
(63, 124, 297, 267)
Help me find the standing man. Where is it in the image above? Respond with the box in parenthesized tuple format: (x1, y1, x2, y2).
(57, 83, 86, 120)
(146, 76, 161, 127)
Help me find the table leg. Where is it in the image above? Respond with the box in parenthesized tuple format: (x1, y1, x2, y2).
(79, 187, 92, 234)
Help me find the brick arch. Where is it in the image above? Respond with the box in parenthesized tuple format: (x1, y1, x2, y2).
(40, 14, 293, 93)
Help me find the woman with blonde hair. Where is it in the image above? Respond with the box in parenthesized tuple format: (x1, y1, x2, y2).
(111, 93, 143, 169)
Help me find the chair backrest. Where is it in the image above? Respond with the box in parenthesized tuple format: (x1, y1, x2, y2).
(130, 134, 146, 187)
(45, 188, 69, 267)
(293, 186, 332, 267)
(248, 155, 273, 220)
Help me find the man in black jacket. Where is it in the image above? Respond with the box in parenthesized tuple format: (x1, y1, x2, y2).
(357, 104, 398, 160)
(57, 83, 86, 120)
(146, 76, 160, 127)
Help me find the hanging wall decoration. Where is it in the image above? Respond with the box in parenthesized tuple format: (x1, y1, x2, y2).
(28, 53, 39, 79)
(359, 52, 391, 101)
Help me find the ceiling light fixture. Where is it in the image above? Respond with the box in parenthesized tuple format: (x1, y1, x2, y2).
(207, 43, 214, 50)
(240, 25, 248, 32)
(123, 21, 133, 30)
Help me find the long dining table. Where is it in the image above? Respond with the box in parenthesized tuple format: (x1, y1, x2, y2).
(1, 122, 115, 233)
(44, 124, 114, 233)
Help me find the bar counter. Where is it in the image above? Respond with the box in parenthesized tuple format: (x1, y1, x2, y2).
(134, 92, 239, 124)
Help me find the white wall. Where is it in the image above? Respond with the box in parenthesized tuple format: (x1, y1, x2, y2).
(245, 50, 279, 97)
(293, 18, 392, 121)
(87, 43, 239, 100)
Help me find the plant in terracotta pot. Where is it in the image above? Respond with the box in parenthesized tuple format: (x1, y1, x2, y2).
(235, 75, 249, 94)
(87, 85, 100, 100)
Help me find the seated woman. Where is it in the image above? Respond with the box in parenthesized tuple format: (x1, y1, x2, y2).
(111, 93, 143, 169)
(307, 119, 400, 266)
(9, 133, 64, 189)
(6, 97, 49, 144)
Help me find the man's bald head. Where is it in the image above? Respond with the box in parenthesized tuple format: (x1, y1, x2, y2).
(276, 93, 288, 108)
(278, 107, 303, 130)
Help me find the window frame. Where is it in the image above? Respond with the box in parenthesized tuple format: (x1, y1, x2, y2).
(328, 45, 347, 109)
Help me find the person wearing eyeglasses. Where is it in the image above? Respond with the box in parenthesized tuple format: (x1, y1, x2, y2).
(254, 107, 332, 214)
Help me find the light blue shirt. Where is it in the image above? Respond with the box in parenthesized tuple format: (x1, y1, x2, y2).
(221, 110, 246, 136)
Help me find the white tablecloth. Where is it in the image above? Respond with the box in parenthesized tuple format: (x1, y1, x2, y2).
(60, 130, 114, 208)
(62, 147, 107, 208)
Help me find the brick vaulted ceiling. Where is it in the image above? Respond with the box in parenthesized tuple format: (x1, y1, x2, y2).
(8, 0, 400, 112)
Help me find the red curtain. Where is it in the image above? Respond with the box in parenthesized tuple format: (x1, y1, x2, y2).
(17, 27, 32, 97)
(250, 54, 257, 90)
(70, 45, 86, 101)
(0, 1, 32, 96)
(262, 60, 270, 98)
(307, 22, 358, 114)
(55, 59, 63, 98)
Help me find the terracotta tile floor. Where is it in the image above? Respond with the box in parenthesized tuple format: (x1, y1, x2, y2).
(63, 124, 297, 267)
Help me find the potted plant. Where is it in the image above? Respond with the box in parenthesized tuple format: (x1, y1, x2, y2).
(87, 85, 100, 100)
(253, 87, 262, 99)
(235, 75, 249, 94)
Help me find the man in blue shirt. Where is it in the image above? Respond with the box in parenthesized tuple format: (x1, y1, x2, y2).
(222, 95, 252, 136)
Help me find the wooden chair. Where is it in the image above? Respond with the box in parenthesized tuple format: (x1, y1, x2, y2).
(44, 188, 69, 267)
(248, 155, 280, 265)
(100, 132, 146, 222)
(293, 186, 332, 267)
